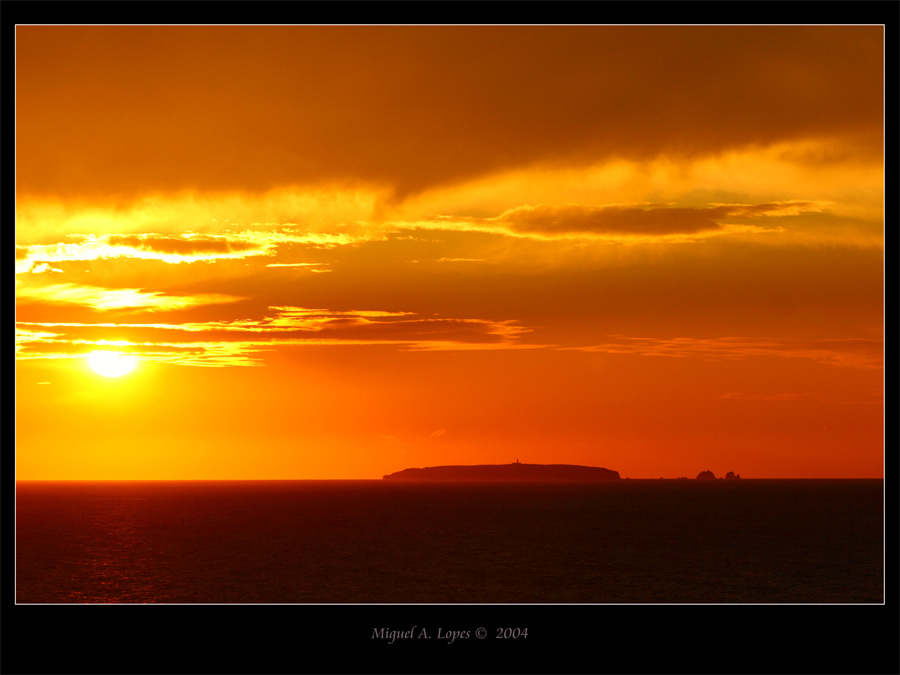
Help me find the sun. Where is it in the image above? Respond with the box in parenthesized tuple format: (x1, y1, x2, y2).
(86, 351, 139, 377)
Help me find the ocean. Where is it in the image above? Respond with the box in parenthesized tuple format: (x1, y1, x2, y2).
(15, 479, 883, 604)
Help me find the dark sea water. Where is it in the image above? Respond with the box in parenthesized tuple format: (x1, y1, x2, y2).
(15, 479, 883, 604)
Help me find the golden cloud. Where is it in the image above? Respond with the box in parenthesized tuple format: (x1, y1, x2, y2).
(15, 280, 244, 312)
(14, 228, 378, 275)
(15, 306, 541, 366)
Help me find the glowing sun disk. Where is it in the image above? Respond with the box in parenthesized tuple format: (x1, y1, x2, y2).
(87, 351, 138, 377)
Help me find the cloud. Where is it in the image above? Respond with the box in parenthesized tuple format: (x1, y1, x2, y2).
(15, 281, 244, 312)
(706, 201, 832, 218)
(105, 234, 262, 256)
(15, 334, 263, 368)
(392, 147, 882, 247)
(395, 201, 806, 242)
(15, 306, 542, 366)
(15, 228, 375, 275)
(15, 235, 266, 273)
(497, 204, 724, 235)
(265, 263, 328, 268)
(568, 336, 883, 369)
(27, 263, 64, 274)
(16, 26, 882, 202)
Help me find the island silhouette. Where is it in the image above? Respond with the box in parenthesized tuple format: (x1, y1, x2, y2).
(383, 462, 621, 481)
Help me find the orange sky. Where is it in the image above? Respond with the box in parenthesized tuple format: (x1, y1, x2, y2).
(15, 25, 884, 479)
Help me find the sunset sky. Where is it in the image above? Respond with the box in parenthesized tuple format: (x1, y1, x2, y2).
(15, 25, 884, 479)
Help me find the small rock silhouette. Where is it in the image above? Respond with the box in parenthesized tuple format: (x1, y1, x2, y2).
(696, 470, 716, 480)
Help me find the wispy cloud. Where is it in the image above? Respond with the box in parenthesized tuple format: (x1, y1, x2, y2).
(15, 229, 377, 275)
(391, 201, 818, 243)
(567, 336, 883, 369)
(264, 262, 329, 268)
(25, 262, 64, 274)
(15, 280, 244, 312)
(15, 306, 540, 366)
(13, 199, 834, 279)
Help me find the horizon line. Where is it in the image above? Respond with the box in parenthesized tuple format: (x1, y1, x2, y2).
(13, 476, 885, 482)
